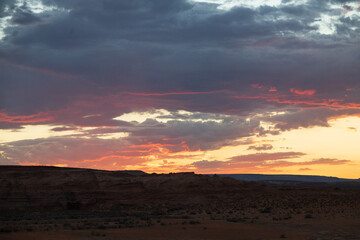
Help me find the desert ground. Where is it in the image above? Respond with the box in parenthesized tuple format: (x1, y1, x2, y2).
(1, 166, 360, 239)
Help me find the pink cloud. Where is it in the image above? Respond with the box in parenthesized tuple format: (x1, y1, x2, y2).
(298, 168, 311, 171)
(0, 110, 53, 124)
(233, 93, 360, 109)
(290, 88, 316, 96)
(124, 90, 226, 96)
(191, 152, 352, 173)
(251, 84, 264, 89)
(269, 87, 277, 92)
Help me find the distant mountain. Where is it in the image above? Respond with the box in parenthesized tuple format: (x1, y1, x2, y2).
(216, 174, 360, 183)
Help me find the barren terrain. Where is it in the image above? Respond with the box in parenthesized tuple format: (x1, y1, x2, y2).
(1, 166, 360, 239)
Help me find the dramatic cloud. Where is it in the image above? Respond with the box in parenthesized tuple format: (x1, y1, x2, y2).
(0, 110, 260, 167)
(0, 0, 359, 175)
(191, 152, 307, 171)
(191, 153, 352, 173)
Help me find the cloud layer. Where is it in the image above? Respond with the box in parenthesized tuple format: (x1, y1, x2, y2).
(0, 0, 359, 172)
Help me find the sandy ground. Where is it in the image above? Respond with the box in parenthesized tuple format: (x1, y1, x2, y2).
(2, 218, 360, 240)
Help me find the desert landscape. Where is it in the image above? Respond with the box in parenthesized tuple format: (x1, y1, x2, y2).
(2, 0, 360, 239)
(1, 166, 360, 240)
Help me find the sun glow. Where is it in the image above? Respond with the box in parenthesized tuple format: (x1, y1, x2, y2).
(139, 115, 360, 178)
(0, 125, 78, 143)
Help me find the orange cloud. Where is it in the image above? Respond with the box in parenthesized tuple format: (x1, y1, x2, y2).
(251, 84, 263, 89)
(0, 110, 53, 124)
(234, 93, 360, 109)
(124, 90, 226, 96)
(290, 88, 316, 96)
(191, 153, 352, 174)
(269, 87, 277, 92)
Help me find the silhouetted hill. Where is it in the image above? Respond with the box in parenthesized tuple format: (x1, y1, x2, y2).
(216, 174, 360, 190)
(0, 166, 260, 210)
(217, 174, 360, 182)
(0, 166, 359, 214)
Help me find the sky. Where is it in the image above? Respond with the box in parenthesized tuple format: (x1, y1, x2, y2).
(0, 0, 360, 178)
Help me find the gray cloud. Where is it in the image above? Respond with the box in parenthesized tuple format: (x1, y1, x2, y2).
(11, 9, 42, 25)
(0, 137, 139, 167)
(247, 144, 273, 151)
(192, 152, 306, 170)
(0, 111, 260, 165)
(130, 117, 260, 151)
(192, 153, 351, 172)
(0, 0, 359, 166)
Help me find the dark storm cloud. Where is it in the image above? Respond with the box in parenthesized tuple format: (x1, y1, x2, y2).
(0, 0, 16, 18)
(3, 2, 321, 48)
(11, 9, 42, 25)
(330, 0, 359, 3)
(266, 108, 360, 131)
(0, 0, 360, 138)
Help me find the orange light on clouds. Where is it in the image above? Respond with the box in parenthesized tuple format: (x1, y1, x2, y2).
(0, 110, 53, 124)
(290, 88, 316, 96)
(269, 87, 277, 92)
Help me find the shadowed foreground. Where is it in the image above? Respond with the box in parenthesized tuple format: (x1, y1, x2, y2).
(1, 166, 360, 239)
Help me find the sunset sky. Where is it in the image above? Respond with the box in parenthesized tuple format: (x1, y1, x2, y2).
(1, 0, 360, 178)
